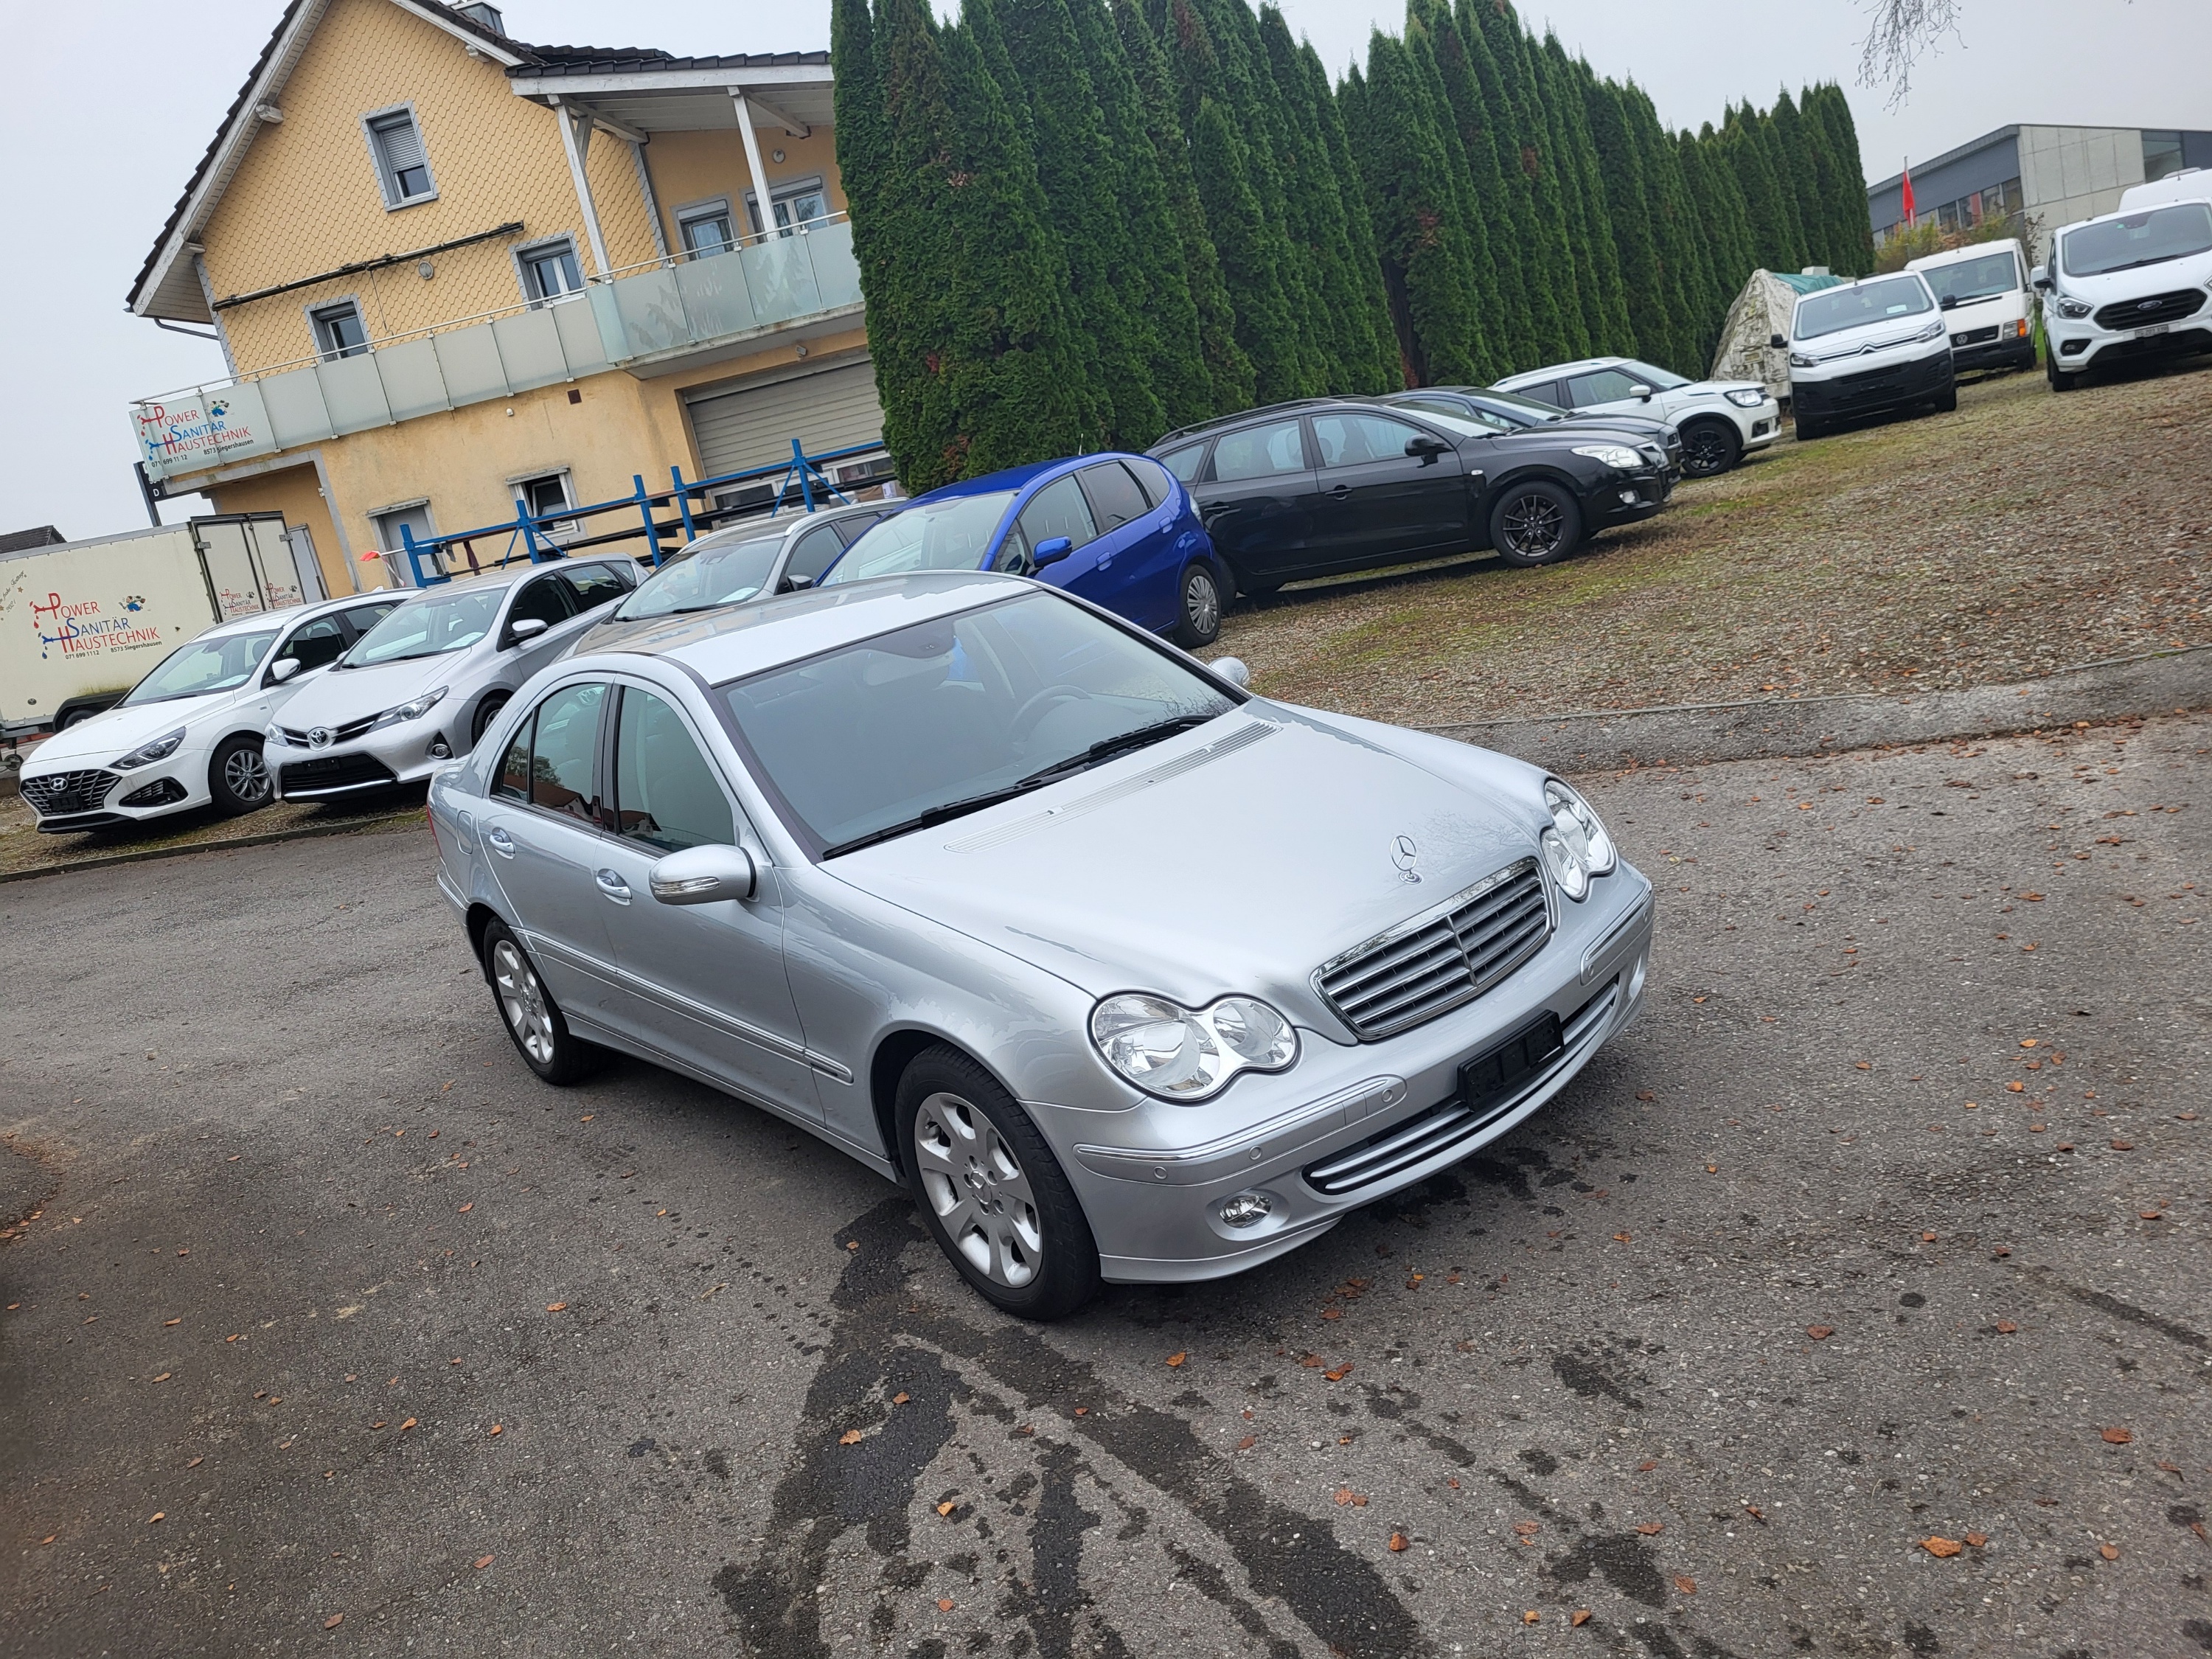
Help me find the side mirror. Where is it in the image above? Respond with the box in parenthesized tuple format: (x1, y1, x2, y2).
(1211, 655, 1251, 689)
(1403, 434, 1450, 462)
(1769, 333, 1788, 350)
(507, 616, 549, 644)
(649, 843, 757, 905)
(2031, 273, 2053, 291)
(1629, 383, 1653, 401)
(782, 573, 815, 592)
(1938, 293, 1958, 310)
(268, 656, 303, 684)
(1033, 536, 1074, 568)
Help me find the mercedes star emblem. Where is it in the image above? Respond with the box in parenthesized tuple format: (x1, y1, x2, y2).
(1391, 834, 1422, 883)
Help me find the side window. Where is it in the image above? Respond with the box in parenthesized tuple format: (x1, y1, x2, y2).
(560, 565, 630, 614)
(272, 616, 347, 677)
(310, 302, 368, 361)
(1515, 380, 1570, 409)
(519, 242, 585, 304)
(507, 575, 573, 636)
(1210, 420, 1307, 482)
(786, 524, 848, 585)
(340, 600, 400, 639)
(833, 512, 888, 546)
(1122, 456, 1178, 509)
(366, 109, 434, 207)
(1565, 369, 1642, 405)
(1312, 414, 1430, 469)
(1016, 475, 1098, 553)
(1157, 443, 1207, 484)
(526, 683, 607, 823)
(494, 710, 534, 801)
(1077, 462, 1150, 533)
(613, 689, 735, 854)
(994, 520, 1034, 578)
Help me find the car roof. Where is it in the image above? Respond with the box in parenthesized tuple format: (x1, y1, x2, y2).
(1906, 237, 2025, 270)
(2063, 193, 2212, 233)
(1493, 358, 1629, 386)
(197, 591, 379, 639)
(687, 498, 892, 553)
(902, 451, 1152, 507)
(1151, 397, 1443, 451)
(571, 571, 1032, 685)
(386, 554, 627, 602)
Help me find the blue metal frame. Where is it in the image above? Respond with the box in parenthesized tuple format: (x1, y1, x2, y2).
(395, 439, 882, 588)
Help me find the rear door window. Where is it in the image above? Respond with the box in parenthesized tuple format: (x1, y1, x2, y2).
(526, 682, 607, 823)
(1513, 380, 1570, 408)
(1122, 456, 1178, 508)
(1077, 462, 1151, 533)
(338, 600, 401, 640)
(785, 524, 849, 585)
(507, 574, 574, 635)
(1156, 443, 1208, 484)
(1210, 419, 1307, 481)
(560, 564, 631, 613)
(1016, 474, 1099, 552)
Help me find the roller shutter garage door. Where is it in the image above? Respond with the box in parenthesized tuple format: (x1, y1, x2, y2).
(685, 360, 886, 481)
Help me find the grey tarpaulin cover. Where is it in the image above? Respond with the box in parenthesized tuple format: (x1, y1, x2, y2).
(1710, 269, 1844, 400)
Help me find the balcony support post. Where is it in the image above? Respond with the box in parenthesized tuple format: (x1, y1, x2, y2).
(728, 88, 776, 240)
(551, 96, 614, 279)
(671, 465, 699, 543)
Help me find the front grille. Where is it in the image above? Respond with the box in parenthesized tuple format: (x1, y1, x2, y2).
(119, 777, 189, 808)
(2094, 289, 2206, 332)
(279, 754, 398, 793)
(1314, 858, 1551, 1041)
(1952, 325, 2000, 347)
(277, 714, 376, 748)
(1302, 980, 1620, 1197)
(21, 769, 119, 817)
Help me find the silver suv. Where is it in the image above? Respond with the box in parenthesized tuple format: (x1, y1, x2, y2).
(1492, 356, 1781, 477)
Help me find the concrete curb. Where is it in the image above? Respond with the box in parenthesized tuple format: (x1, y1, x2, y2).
(0, 809, 421, 886)
(1422, 644, 2211, 771)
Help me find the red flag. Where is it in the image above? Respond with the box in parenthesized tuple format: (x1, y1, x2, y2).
(1900, 161, 1916, 227)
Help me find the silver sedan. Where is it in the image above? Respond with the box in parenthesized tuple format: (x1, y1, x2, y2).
(428, 574, 1653, 1319)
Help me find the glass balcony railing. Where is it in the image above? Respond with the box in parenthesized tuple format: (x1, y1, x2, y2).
(133, 215, 863, 484)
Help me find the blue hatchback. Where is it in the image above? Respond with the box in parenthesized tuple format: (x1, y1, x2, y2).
(818, 453, 1228, 646)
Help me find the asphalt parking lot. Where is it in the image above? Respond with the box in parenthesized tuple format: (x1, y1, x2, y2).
(2, 712, 2206, 1658)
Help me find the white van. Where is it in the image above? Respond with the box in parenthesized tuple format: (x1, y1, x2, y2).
(1907, 238, 2037, 375)
(2118, 168, 2211, 212)
(2037, 198, 2212, 392)
(1772, 270, 1955, 440)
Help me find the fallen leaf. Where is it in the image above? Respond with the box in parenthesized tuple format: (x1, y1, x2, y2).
(1995, 1320, 2018, 1334)
(1447, 1476, 1461, 1489)
(164, 1318, 180, 1327)
(1635, 1091, 1655, 1102)
(474, 1555, 494, 1570)
(458, 1203, 472, 1213)
(1324, 1366, 1353, 1382)
(2099, 1543, 2118, 1561)
(2006, 1081, 2025, 1093)
(1073, 1406, 1088, 1416)
(1236, 1435, 1256, 1450)
(1920, 1231, 1937, 1242)
(937, 1599, 955, 1613)
(838, 1429, 863, 1446)
(187, 1457, 203, 1469)
(149, 1512, 165, 1524)
(2158, 1461, 2182, 1473)
(1321, 1307, 1343, 1321)
(2102, 1427, 2134, 1444)
(1513, 1520, 1540, 1535)
(893, 1393, 910, 1406)
(1965, 1531, 1989, 1548)
(488, 1424, 502, 1436)
(1522, 1609, 1539, 1623)
(152, 1373, 171, 1383)
(1165, 1352, 1186, 1367)
(580, 1115, 594, 1122)
(2140, 1210, 2163, 1220)
(1672, 1575, 1697, 1594)
(1743, 1504, 1766, 1523)
(937, 1501, 957, 1517)
(372, 1422, 387, 1430)
(1334, 1489, 1367, 1507)
(1388, 1533, 1408, 1552)
(1298, 1353, 1324, 1368)
(545, 1302, 567, 1312)
(1922, 1537, 1962, 1558)
(399, 1418, 417, 1432)
(1572, 1609, 1591, 1627)
(1635, 1523, 1664, 1536)
(325, 1614, 344, 1630)
(40, 1535, 55, 1545)
(1613, 1233, 1632, 1243)
(1854, 1061, 1871, 1071)
(1637, 1459, 1658, 1472)
(2110, 1140, 2133, 1151)
(1705, 1164, 1718, 1174)
(1806, 1325, 1834, 1340)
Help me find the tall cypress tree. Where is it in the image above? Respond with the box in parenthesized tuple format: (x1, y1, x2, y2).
(833, 0, 918, 478)
(1809, 84, 1876, 276)
(1114, 0, 1253, 415)
(1767, 88, 1820, 271)
(1452, 0, 1561, 365)
(1580, 70, 1669, 367)
(1415, 0, 1534, 371)
(1407, 19, 1503, 379)
(1468, 1, 1581, 359)
(1692, 119, 1759, 297)
(1622, 83, 1706, 375)
(1298, 35, 1400, 391)
(1190, 93, 1304, 401)
(1540, 36, 1625, 354)
(1258, 7, 1357, 391)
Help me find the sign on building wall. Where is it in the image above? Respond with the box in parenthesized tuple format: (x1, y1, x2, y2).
(133, 391, 265, 474)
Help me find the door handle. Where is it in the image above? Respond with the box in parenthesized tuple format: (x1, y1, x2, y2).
(595, 869, 633, 906)
(1327, 484, 1352, 501)
(485, 827, 515, 859)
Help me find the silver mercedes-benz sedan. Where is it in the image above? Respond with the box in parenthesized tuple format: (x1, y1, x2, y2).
(427, 573, 1652, 1319)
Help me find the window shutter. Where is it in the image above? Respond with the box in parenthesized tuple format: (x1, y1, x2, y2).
(375, 115, 425, 174)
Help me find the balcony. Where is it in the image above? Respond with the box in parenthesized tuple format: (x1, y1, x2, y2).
(133, 214, 863, 485)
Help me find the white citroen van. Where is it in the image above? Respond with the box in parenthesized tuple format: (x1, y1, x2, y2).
(1774, 270, 1955, 440)
(1907, 239, 2037, 375)
(2037, 198, 2212, 392)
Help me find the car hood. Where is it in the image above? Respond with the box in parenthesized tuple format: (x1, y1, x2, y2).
(26, 692, 232, 768)
(1685, 379, 1765, 399)
(821, 706, 1551, 1038)
(2057, 248, 2212, 307)
(1541, 411, 1676, 439)
(279, 652, 460, 726)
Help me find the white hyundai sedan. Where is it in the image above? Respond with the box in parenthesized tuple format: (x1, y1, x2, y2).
(266, 557, 635, 802)
(16, 593, 400, 832)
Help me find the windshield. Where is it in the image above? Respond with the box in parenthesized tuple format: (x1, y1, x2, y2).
(1472, 388, 1568, 423)
(615, 536, 783, 621)
(341, 588, 503, 667)
(1615, 361, 1691, 391)
(1794, 275, 1934, 339)
(1394, 406, 1500, 439)
(721, 590, 1237, 855)
(821, 492, 1018, 587)
(1919, 248, 2021, 305)
(2061, 202, 2212, 276)
(121, 631, 278, 705)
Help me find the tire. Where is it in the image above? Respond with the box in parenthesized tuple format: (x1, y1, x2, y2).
(1931, 385, 1958, 414)
(208, 734, 273, 815)
(1677, 420, 1741, 479)
(1487, 480, 1582, 568)
(481, 919, 600, 1085)
(470, 693, 510, 749)
(897, 1045, 1100, 1321)
(2047, 351, 2078, 393)
(1795, 414, 1828, 442)
(1171, 563, 1223, 647)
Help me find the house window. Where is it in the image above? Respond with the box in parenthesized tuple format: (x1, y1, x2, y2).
(519, 238, 585, 305)
(366, 109, 435, 207)
(744, 179, 830, 240)
(310, 302, 369, 361)
(679, 206, 736, 259)
(516, 472, 579, 535)
(2143, 131, 2185, 184)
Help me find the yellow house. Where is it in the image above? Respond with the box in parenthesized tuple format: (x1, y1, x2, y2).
(128, 0, 888, 597)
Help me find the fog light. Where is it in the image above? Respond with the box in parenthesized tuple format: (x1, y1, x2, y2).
(426, 734, 453, 759)
(1618, 488, 1637, 506)
(1218, 1192, 1273, 1229)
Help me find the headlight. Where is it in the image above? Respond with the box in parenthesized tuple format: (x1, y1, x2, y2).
(265, 723, 288, 746)
(1571, 444, 1641, 471)
(1723, 388, 1766, 408)
(1913, 319, 1945, 343)
(1090, 992, 1298, 1101)
(370, 685, 448, 731)
(2056, 297, 2092, 320)
(113, 727, 187, 770)
(1540, 778, 1616, 902)
(1788, 350, 1817, 369)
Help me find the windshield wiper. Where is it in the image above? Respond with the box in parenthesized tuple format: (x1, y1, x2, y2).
(1014, 712, 1220, 790)
(821, 781, 1055, 858)
(2087, 252, 2199, 274)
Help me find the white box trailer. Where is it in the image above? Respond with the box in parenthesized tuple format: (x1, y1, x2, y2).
(1, 512, 323, 737)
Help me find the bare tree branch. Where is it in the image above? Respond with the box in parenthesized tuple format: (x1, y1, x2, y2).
(1855, 0, 1962, 107)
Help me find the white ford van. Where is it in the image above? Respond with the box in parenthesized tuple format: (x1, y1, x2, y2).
(1907, 238, 2037, 375)
(2037, 198, 2212, 392)
(1773, 270, 1955, 440)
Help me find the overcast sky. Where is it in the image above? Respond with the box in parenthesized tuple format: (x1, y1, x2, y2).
(7, 0, 2207, 541)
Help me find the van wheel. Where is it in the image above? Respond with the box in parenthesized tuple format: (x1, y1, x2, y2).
(209, 735, 273, 815)
(1489, 481, 1582, 567)
(1795, 415, 1828, 442)
(1678, 420, 1741, 478)
(1172, 563, 1222, 647)
(2047, 352, 2078, 392)
(1931, 385, 1958, 414)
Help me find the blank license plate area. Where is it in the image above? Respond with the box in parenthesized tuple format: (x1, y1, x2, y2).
(1458, 1012, 1565, 1112)
(2134, 322, 2171, 338)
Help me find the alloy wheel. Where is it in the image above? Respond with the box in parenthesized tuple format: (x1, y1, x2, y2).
(913, 1091, 1043, 1289)
(1681, 427, 1731, 476)
(225, 745, 271, 804)
(491, 939, 556, 1065)
(1186, 569, 1220, 637)
(1500, 491, 1565, 560)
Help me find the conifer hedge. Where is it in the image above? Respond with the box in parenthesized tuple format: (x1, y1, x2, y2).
(832, 0, 1877, 487)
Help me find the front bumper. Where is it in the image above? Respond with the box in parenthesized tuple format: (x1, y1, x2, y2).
(1792, 347, 1953, 420)
(2049, 303, 2212, 370)
(269, 721, 453, 801)
(1060, 866, 1655, 1283)
(18, 751, 214, 832)
(1739, 401, 1783, 451)
(1584, 468, 1671, 529)
(1950, 319, 2037, 371)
